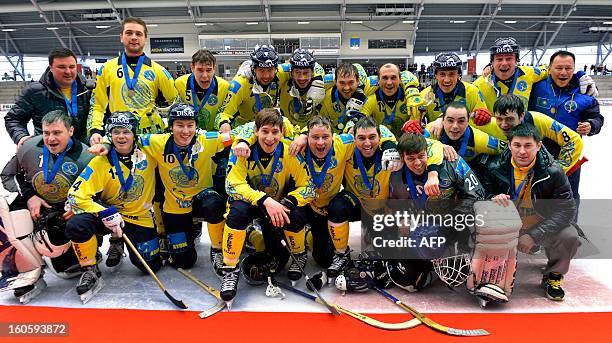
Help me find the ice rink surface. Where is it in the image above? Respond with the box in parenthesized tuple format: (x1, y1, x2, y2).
(1, 106, 611, 314)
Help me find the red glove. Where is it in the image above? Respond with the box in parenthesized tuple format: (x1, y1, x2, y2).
(471, 108, 492, 126)
(401, 120, 424, 135)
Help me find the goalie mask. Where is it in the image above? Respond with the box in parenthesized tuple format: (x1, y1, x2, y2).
(386, 259, 433, 292)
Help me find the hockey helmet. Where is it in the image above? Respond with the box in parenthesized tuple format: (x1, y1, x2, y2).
(106, 111, 139, 138)
(335, 267, 375, 292)
(354, 251, 393, 289)
(433, 52, 462, 74)
(386, 259, 433, 292)
(32, 211, 70, 258)
(167, 103, 198, 127)
(489, 37, 520, 62)
(240, 251, 279, 286)
(250, 45, 279, 69)
(290, 49, 316, 69)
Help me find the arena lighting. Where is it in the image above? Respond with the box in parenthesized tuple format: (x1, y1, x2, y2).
(147, 24, 158, 27)
(246, 22, 259, 25)
(298, 21, 310, 24)
(451, 20, 466, 24)
(603, 21, 612, 25)
(46, 27, 59, 30)
(1, 28, 16, 32)
(350, 21, 363, 24)
(504, 20, 517, 24)
(195, 23, 208, 26)
(551, 21, 567, 24)
(95, 25, 110, 29)
(403, 20, 415, 24)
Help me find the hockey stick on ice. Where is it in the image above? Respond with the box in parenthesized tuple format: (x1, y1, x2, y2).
(272, 279, 421, 330)
(122, 235, 188, 309)
(373, 287, 489, 336)
(280, 239, 340, 315)
(178, 268, 227, 318)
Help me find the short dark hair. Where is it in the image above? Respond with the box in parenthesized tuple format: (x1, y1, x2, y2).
(443, 101, 469, 118)
(397, 133, 427, 155)
(42, 110, 73, 129)
(255, 108, 284, 131)
(507, 123, 541, 143)
(550, 50, 575, 65)
(354, 115, 379, 133)
(48, 48, 77, 65)
(493, 94, 525, 117)
(335, 62, 359, 81)
(122, 17, 147, 37)
(192, 49, 216, 66)
(307, 115, 333, 133)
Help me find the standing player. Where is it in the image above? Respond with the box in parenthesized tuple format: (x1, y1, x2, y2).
(220, 108, 316, 303)
(66, 112, 158, 303)
(361, 63, 421, 137)
(88, 16, 177, 143)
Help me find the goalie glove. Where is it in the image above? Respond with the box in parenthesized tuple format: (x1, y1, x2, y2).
(346, 97, 365, 112)
(381, 148, 402, 172)
(305, 79, 325, 104)
(99, 206, 124, 237)
(236, 60, 253, 79)
(401, 119, 424, 135)
(578, 73, 598, 97)
(471, 108, 492, 126)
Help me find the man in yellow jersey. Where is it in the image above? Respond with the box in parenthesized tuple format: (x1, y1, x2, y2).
(473, 37, 597, 111)
(137, 104, 231, 274)
(325, 116, 403, 278)
(420, 52, 490, 126)
(220, 109, 316, 303)
(481, 94, 583, 174)
(361, 63, 420, 137)
(88, 17, 177, 144)
(319, 63, 369, 133)
(482, 123, 579, 302)
(216, 45, 290, 133)
(66, 112, 158, 303)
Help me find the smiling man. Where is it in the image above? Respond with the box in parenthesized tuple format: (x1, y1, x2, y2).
(88, 17, 177, 145)
(319, 63, 369, 132)
(5, 48, 92, 147)
(529, 50, 604, 201)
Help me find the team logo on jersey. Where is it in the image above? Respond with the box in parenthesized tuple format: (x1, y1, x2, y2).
(316, 173, 335, 193)
(516, 80, 528, 92)
(118, 174, 145, 202)
(121, 82, 153, 110)
(32, 172, 72, 203)
(135, 159, 148, 171)
(143, 70, 155, 81)
(208, 95, 218, 106)
(534, 67, 541, 76)
(353, 175, 381, 198)
(564, 100, 578, 113)
(62, 162, 79, 176)
(439, 178, 452, 188)
(169, 166, 200, 188)
(399, 103, 408, 114)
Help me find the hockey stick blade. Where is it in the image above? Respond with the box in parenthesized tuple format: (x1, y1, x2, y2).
(374, 287, 489, 336)
(177, 268, 227, 318)
(274, 279, 420, 330)
(123, 235, 187, 309)
(280, 239, 340, 315)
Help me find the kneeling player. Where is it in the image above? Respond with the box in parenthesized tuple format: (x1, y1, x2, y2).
(386, 133, 485, 292)
(65, 112, 159, 303)
(221, 108, 316, 303)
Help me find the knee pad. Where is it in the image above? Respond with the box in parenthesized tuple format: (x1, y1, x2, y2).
(467, 201, 521, 302)
(166, 232, 196, 269)
(167, 232, 189, 254)
(285, 206, 308, 232)
(226, 201, 252, 230)
(0, 206, 42, 270)
(129, 237, 162, 273)
(327, 191, 360, 223)
(193, 188, 226, 223)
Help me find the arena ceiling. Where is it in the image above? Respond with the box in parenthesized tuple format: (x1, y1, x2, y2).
(0, 0, 610, 59)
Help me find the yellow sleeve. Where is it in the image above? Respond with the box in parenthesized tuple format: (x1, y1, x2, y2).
(531, 112, 583, 172)
(426, 139, 444, 167)
(155, 63, 178, 104)
(88, 63, 110, 135)
(360, 94, 378, 117)
(465, 82, 488, 112)
(216, 77, 248, 129)
(379, 125, 397, 144)
(175, 74, 189, 104)
(472, 127, 506, 155)
(287, 154, 317, 207)
(225, 151, 266, 205)
(66, 158, 109, 215)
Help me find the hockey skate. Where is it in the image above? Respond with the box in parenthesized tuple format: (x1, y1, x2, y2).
(287, 251, 308, 285)
(219, 265, 240, 308)
(76, 265, 105, 304)
(42, 255, 81, 279)
(473, 284, 509, 308)
(14, 276, 47, 304)
(105, 237, 125, 272)
(327, 247, 352, 280)
(210, 247, 224, 279)
(192, 223, 202, 245)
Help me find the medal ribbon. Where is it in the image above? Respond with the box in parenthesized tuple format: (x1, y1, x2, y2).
(42, 139, 73, 184)
(172, 140, 195, 180)
(378, 87, 403, 124)
(440, 125, 471, 157)
(189, 74, 215, 114)
(492, 69, 518, 98)
(434, 83, 458, 114)
(54, 80, 78, 117)
(334, 89, 349, 128)
(252, 144, 282, 187)
(121, 54, 146, 92)
(306, 145, 334, 189)
(109, 147, 134, 193)
(354, 148, 381, 191)
(403, 165, 428, 201)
